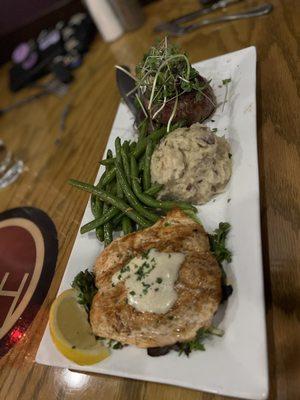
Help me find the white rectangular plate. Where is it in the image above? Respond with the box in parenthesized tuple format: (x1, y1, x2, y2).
(36, 46, 268, 400)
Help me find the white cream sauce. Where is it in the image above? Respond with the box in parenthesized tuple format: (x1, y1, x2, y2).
(112, 249, 185, 314)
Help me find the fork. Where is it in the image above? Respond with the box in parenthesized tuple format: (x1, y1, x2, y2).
(155, 3, 273, 36)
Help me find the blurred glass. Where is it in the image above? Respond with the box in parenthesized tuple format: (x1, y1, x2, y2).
(0, 140, 24, 189)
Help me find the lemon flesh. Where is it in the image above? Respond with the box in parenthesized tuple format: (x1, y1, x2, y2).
(49, 289, 110, 365)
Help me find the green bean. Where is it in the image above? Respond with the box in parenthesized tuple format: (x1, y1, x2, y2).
(117, 140, 132, 235)
(80, 206, 120, 234)
(144, 183, 163, 196)
(112, 211, 124, 227)
(121, 145, 131, 183)
(182, 209, 202, 225)
(100, 167, 116, 187)
(115, 137, 123, 165)
(102, 201, 112, 239)
(143, 140, 153, 191)
(103, 153, 116, 245)
(103, 221, 113, 246)
(114, 222, 123, 232)
(69, 179, 151, 227)
(122, 215, 132, 235)
(115, 163, 159, 223)
(101, 150, 115, 239)
(130, 156, 197, 212)
(91, 168, 107, 217)
(96, 227, 104, 242)
(116, 177, 123, 198)
(115, 139, 126, 224)
(106, 149, 113, 160)
(115, 140, 124, 199)
(138, 154, 145, 172)
(91, 195, 103, 217)
(138, 118, 149, 139)
(123, 141, 130, 153)
(132, 127, 166, 158)
(132, 137, 148, 159)
(130, 142, 137, 153)
(100, 158, 115, 166)
(151, 127, 168, 143)
(91, 149, 113, 235)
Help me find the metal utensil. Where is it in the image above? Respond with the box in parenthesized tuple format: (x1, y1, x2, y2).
(157, 3, 273, 36)
(155, 0, 245, 32)
(116, 65, 141, 122)
(0, 141, 24, 189)
(0, 79, 68, 116)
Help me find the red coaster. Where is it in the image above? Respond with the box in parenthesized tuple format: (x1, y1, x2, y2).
(0, 207, 57, 357)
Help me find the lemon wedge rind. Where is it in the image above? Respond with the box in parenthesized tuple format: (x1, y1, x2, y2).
(49, 289, 110, 365)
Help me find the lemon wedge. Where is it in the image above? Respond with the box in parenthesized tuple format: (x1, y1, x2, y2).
(49, 289, 110, 365)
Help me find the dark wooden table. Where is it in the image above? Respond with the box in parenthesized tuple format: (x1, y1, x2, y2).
(0, 0, 299, 399)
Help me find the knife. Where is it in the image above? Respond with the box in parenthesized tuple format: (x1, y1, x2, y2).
(116, 65, 142, 123)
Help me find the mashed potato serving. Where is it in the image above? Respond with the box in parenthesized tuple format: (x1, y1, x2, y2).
(150, 124, 232, 205)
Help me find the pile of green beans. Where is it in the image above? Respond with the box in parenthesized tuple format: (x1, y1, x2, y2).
(69, 120, 196, 246)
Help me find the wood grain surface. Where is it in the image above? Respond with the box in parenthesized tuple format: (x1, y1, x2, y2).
(0, 0, 299, 399)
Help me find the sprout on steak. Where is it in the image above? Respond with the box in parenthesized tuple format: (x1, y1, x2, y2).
(133, 38, 216, 130)
(118, 38, 216, 132)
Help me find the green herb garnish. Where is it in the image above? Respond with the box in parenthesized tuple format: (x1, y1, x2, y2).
(120, 265, 130, 273)
(141, 249, 151, 259)
(71, 269, 97, 312)
(106, 339, 124, 350)
(208, 222, 232, 264)
(177, 327, 224, 356)
(135, 260, 156, 281)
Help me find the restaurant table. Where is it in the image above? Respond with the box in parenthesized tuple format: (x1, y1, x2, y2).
(0, 0, 299, 399)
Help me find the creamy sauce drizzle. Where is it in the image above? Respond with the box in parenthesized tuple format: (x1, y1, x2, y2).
(112, 249, 185, 314)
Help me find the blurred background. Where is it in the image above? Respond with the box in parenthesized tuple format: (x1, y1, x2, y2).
(0, 0, 154, 65)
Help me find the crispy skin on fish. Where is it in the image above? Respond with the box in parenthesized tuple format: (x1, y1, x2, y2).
(90, 209, 222, 348)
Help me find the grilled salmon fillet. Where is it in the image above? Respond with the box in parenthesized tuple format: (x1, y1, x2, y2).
(90, 209, 222, 348)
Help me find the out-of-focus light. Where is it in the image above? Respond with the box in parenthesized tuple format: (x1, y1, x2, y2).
(62, 369, 90, 390)
(9, 327, 24, 343)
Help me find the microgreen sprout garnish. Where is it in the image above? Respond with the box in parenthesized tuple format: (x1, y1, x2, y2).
(125, 37, 213, 132)
(222, 78, 232, 85)
(222, 78, 231, 112)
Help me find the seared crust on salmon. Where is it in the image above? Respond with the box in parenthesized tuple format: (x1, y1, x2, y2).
(90, 209, 222, 348)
